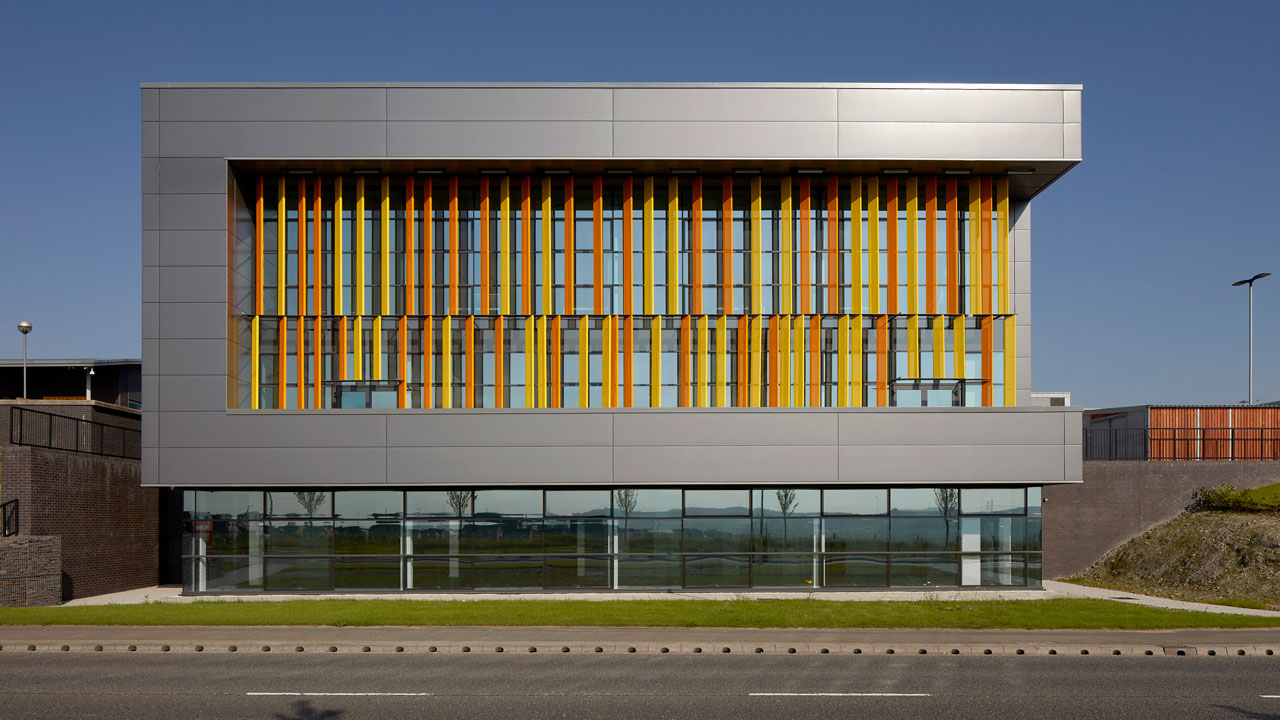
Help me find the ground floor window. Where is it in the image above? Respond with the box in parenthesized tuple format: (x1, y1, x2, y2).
(181, 486, 1042, 593)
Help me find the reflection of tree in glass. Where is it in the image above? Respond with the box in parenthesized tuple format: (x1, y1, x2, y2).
(934, 488, 958, 546)
(293, 492, 327, 519)
(445, 490, 471, 518)
(615, 489, 638, 534)
(775, 488, 798, 547)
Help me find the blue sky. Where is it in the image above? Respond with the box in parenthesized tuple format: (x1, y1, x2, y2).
(1, 0, 1276, 407)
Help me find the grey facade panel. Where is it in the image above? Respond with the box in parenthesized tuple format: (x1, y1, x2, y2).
(141, 339, 159, 376)
(158, 88, 388, 122)
(142, 266, 159, 304)
(613, 121, 837, 158)
(837, 122, 1064, 160)
(386, 413, 613, 448)
(160, 121, 388, 158)
(159, 230, 228, 268)
(142, 302, 159, 340)
(837, 88, 1064, 123)
(157, 339, 226, 376)
(1064, 90, 1082, 123)
(159, 266, 225, 304)
(143, 230, 159, 267)
(142, 448, 157, 487)
(142, 122, 158, 157)
(838, 443, 1067, 484)
(1064, 122, 1082, 160)
(158, 193, 225, 231)
(156, 374, 227, 412)
(611, 443, 834, 481)
(142, 89, 159, 122)
(1013, 261, 1031, 295)
(142, 194, 159, 230)
(159, 302, 225, 339)
(386, 121, 613, 157)
(387, 447, 613, 485)
(142, 410, 158, 449)
(157, 158, 228, 194)
(613, 445, 838, 485)
(142, 158, 159, 194)
(613, 88, 837, 122)
(838, 411, 1063, 447)
(159, 447, 387, 486)
(613, 411, 838, 447)
(159, 412, 388, 449)
(387, 88, 612, 121)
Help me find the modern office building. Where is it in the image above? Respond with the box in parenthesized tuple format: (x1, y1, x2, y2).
(142, 82, 1083, 593)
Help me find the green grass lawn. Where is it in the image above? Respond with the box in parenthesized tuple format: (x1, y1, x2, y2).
(1239, 482, 1280, 510)
(0, 599, 1277, 629)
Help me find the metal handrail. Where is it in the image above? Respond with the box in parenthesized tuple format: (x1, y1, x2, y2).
(8, 406, 141, 460)
(1083, 427, 1280, 461)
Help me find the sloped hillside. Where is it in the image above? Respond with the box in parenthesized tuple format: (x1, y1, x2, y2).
(1075, 512, 1280, 611)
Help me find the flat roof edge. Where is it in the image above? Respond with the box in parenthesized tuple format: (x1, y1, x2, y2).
(140, 81, 1084, 91)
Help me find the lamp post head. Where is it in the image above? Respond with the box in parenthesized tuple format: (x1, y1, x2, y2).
(1232, 272, 1271, 287)
(17, 321, 32, 335)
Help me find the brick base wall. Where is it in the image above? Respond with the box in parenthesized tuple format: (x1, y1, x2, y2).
(1044, 461, 1280, 578)
(0, 536, 61, 606)
(0, 445, 155, 601)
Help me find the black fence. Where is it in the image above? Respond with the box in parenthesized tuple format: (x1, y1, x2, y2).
(1, 499, 16, 537)
(8, 406, 141, 460)
(1083, 427, 1280, 461)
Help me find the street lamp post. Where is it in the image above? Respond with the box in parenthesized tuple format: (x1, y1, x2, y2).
(1231, 273, 1270, 404)
(16, 321, 33, 400)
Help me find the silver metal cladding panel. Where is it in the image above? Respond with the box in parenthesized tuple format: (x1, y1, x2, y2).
(147, 408, 1082, 487)
(145, 82, 1080, 489)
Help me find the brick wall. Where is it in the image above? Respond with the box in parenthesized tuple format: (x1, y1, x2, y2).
(0, 536, 61, 606)
(1043, 461, 1280, 578)
(1, 404, 157, 601)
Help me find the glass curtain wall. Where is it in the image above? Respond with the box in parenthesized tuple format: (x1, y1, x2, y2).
(183, 486, 1043, 593)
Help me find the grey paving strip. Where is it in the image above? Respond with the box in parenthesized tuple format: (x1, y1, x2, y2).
(3, 627, 1279, 658)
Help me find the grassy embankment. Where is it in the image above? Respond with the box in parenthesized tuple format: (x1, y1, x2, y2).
(1069, 483, 1280, 610)
(1, 598, 1278, 629)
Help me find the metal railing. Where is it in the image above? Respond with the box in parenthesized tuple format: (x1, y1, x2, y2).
(1, 499, 17, 537)
(8, 406, 141, 460)
(1083, 427, 1280, 461)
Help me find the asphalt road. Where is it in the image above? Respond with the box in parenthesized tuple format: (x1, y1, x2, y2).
(1, 653, 1277, 719)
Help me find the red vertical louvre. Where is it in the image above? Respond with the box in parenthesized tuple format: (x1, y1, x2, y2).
(520, 177, 532, 315)
(886, 177, 898, 315)
(623, 315, 634, 408)
(722, 176, 733, 315)
(981, 316, 992, 407)
(981, 177, 993, 315)
(480, 177, 490, 315)
(827, 176, 839, 313)
(494, 320, 505, 409)
(691, 176, 703, 315)
(564, 177, 575, 316)
(397, 316, 407, 409)
(593, 175, 603, 314)
(925, 177, 938, 316)
(798, 177, 811, 315)
(737, 316, 749, 407)
(406, 179, 416, 316)
(622, 177, 634, 316)
(945, 178, 959, 315)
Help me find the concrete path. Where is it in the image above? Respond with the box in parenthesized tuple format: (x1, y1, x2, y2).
(1043, 580, 1280, 617)
(61, 582, 1280, 617)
